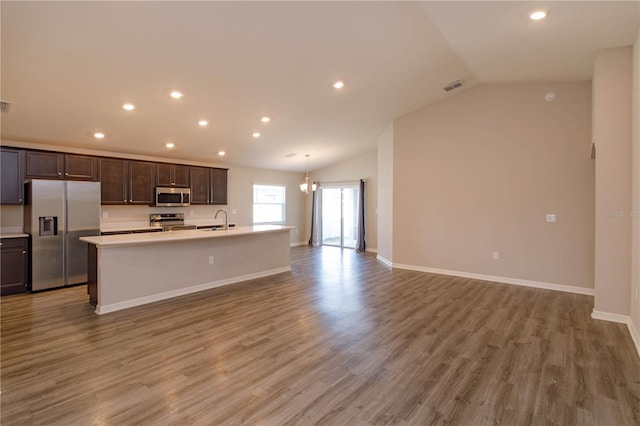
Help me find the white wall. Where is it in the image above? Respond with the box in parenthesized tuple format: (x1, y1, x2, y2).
(592, 47, 633, 317)
(393, 82, 594, 290)
(631, 31, 640, 334)
(309, 150, 377, 251)
(377, 124, 394, 263)
(0, 140, 307, 245)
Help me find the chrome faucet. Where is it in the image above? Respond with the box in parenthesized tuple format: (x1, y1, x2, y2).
(215, 208, 229, 230)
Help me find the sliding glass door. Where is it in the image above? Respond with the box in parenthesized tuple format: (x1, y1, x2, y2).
(320, 185, 358, 248)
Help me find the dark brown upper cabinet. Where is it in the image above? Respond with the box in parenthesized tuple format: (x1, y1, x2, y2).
(210, 168, 228, 205)
(156, 163, 189, 187)
(99, 158, 128, 205)
(1, 148, 24, 205)
(25, 151, 63, 179)
(24, 150, 98, 182)
(64, 154, 98, 181)
(99, 159, 155, 205)
(189, 166, 210, 205)
(129, 161, 156, 205)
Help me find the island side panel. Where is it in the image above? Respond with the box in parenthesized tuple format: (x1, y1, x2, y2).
(87, 243, 98, 306)
(96, 230, 291, 313)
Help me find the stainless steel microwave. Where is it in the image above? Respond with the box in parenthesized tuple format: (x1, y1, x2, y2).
(155, 187, 190, 207)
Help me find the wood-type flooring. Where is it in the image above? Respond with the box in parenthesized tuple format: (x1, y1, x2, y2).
(1, 246, 639, 425)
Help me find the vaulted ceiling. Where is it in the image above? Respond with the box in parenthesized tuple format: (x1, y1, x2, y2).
(1, 1, 638, 171)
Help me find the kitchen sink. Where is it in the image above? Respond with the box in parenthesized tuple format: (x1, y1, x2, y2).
(198, 226, 237, 231)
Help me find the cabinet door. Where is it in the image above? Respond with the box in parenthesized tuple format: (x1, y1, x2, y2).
(64, 154, 98, 181)
(1, 148, 24, 205)
(210, 168, 228, 205)
(156, 163, 173, 187)
(25, 151, 63, 178)
(0, 238, 28, 296)
(129, 161, 155, 205)
(156, 164, 190, 187)
(99, 158, 128, 205)
(173, 165, 190, 187)
(190, 167, 210, 204)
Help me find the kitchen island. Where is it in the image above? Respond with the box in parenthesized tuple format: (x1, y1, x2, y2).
(80, 225, 294, 314)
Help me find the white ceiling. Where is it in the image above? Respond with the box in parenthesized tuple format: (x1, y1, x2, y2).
(1, 1, 638, 172)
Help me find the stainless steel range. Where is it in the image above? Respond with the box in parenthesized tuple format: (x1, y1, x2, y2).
(149, 213, 197, 231)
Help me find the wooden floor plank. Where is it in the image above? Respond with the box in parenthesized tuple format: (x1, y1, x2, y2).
(1, 245, 639, 425)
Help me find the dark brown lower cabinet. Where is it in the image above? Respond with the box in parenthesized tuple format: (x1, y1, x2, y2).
(1, 237, 28, 296)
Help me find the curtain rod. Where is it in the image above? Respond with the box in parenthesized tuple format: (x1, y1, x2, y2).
(315, 179, 366, 186)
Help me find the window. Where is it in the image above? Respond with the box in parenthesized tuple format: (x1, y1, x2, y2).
(253, 184, 286, 224)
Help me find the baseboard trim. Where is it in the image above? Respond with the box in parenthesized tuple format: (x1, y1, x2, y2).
(591, 310, 630, 323)
(629, 321, 640, 359)
(376, 255, 393, 269)
(392, 263, 595, 296)
(366, 248, 378, 253)
(96, 266, 292, 315)
(290, 241, 308, 247)
(591, 310, 640, 359)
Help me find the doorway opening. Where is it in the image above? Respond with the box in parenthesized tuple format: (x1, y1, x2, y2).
(320, 185, 359, 249)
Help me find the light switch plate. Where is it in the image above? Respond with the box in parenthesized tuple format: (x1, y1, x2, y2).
(546, 214, 557, 223)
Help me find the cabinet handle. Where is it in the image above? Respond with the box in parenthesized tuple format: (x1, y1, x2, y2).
(65, 172, 69, 176)
(0, 243, 3, 246)
(129, 199, 132, 203)
(19, 198, 22, 202)
(124, 199, 127, 203)
(22, 250, 26, 254)
(58, 172, 62, 176)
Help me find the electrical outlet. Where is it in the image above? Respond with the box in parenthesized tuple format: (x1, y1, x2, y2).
(102, 211, 108, 219)
(492, 251, 500, 260)
(546, 214, 557, 223)
(208, 256, 214, 265)
(231, 209, 237, 215)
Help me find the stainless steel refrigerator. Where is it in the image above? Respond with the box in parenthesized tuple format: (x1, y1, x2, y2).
(24, 180, 101, 291)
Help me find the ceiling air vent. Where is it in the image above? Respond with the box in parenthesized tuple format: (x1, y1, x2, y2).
(443, 80, 464, 92)
(0, 101, 11, 112)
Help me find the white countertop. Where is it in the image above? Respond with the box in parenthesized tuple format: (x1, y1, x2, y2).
(100, 220, 230, 233)
(82, 225, 294, 247)
(0, 233, 29, 239)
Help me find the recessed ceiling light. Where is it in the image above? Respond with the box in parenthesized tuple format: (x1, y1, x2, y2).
(252, 132, 261, 138)
(198, 120, 208, 127)
(166, 142, 175, 149)
(529, 10, 548, 20)
(333, 81, 345, 89)
(170, 91, 183, 99)
(218, 151, 226, 156)
(261, 116, 271, 123)
(94, 132, 105, 139)
(122, 103, 135, 111)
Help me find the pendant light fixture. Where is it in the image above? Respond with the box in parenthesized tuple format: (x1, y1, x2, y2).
(300, 154, 317, 194)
